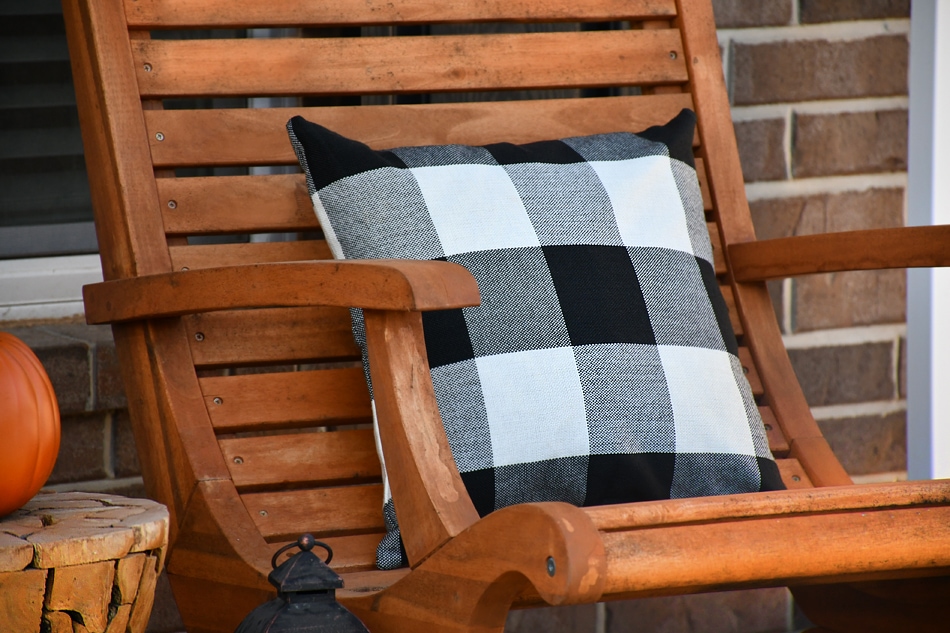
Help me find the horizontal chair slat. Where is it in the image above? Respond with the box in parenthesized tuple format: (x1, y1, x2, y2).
(720, 285, 742, 336)
(126, 0, 677, 28)
(186, 307, 360, 368)
(221, 428, 381, 488)
(145, 94, 695, 168)
(160, 175, 318, 235)
(200, 368, 372, 432)
(169, 240, 332, 271)
(244, 484, 385, 539)
(132, 30, 687, 98)
(737, 347, 763, 397)
(695, 157, 712, 211)
(268, 533, 383, 572)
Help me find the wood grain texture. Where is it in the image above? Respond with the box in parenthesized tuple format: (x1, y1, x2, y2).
(730, 225, 950, 281)
(760, 407, 789, 456)
(345, 502, 606, 633)
(132, 30, 687, 98)
(200, 368, 371, 432)
(220, 428, 380, 489)
(158, 174, 318, 235)
(169, 241, 331, 271)
(145, 94, 695, 168)
(599, 500, 950, 597)
(737, 347, 763, 396)
(125, 0, 677, 28)
(63, 0, 172, 279)
(184, 306, 360, 368)
(363, 309, 480, 566)
(243, 484, 386, 539)
(83, 259, 481, 324)
(70, 0, 950, 630)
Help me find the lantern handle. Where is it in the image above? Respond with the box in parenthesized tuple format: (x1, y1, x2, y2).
(271, 533, 333, 569)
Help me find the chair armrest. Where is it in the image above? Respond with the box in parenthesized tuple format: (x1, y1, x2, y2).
(83, 259, 480, 324)
(729, 225, 950, 282)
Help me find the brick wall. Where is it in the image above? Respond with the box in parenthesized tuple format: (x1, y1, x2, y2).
(720, 0, 911, 488)
(2, 2, 912, 631)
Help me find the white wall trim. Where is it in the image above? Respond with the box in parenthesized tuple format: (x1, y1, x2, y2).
(907, 0, 950, 480)
(0, 254, 102, 322)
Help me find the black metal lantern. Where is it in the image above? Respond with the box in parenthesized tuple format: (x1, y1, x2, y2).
(234, 534, 370, 633)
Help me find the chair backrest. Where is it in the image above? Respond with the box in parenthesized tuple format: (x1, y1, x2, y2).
(65, 0, 851, 575)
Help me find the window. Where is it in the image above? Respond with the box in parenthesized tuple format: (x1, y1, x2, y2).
(0, 0, 98, 259)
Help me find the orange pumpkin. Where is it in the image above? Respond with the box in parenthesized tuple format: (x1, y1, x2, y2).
(0, 332, 61, 516)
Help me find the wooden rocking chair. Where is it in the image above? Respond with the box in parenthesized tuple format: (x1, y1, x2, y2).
(65, 0, 950, 631)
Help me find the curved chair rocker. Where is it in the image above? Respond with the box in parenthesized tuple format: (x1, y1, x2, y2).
(65, 0, 950, 631)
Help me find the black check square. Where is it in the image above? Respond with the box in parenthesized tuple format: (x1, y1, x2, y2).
(288, 109, 785, 571)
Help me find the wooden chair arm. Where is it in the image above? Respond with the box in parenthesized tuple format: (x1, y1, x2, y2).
(83, 259, 480, 324)
(729, 225, 950, 282)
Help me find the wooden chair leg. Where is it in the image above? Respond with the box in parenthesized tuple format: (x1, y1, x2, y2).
(791, 576, 950, 633)
(343, 502, 606, 633)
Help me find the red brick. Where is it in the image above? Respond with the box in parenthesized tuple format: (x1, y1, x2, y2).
(99, 480, 149, 500)
(767, 280, 785, 333)
(788, 342, 895, 407)
(732, 36, 907, 105)
(750, 188, 907, 330)
(3, 326, 92, 415)
(793, 110, 907, 178)
(749, 188, 904, 240)
(800, 0, 910, 24)
(735, 118, 786, 182)
(113, 410, 141, 478)
(606, 588, 789, 632)
(712, 0, 792, 28)
(96, 340, 127, 411)
(794, 270, 905, 331)
(47, 413, 109, 484)
(818, 412, 907, 475)
(146, 572, 185, 633)
(506, 603, 597, 632)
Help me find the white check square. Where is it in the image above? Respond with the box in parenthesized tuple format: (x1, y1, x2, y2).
(411, 163, 541, 256)
(476, 347, 589, 467)
(587, 156, 694, 254)
(658, 345, 757, 456)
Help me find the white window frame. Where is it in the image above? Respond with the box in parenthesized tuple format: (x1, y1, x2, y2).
(908, 0, 950, 480)
(0, 254, 102, 322)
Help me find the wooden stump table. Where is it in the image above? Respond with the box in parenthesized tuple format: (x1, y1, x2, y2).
(0, 491, 169, 633)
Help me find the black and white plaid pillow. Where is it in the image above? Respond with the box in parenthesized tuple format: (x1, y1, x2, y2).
(287, 110, 784, 570)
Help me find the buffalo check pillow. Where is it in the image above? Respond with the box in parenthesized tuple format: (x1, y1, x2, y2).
(287, 109, 784, 570)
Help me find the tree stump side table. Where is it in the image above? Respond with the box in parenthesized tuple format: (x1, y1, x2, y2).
(0, 491, 169, 633)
